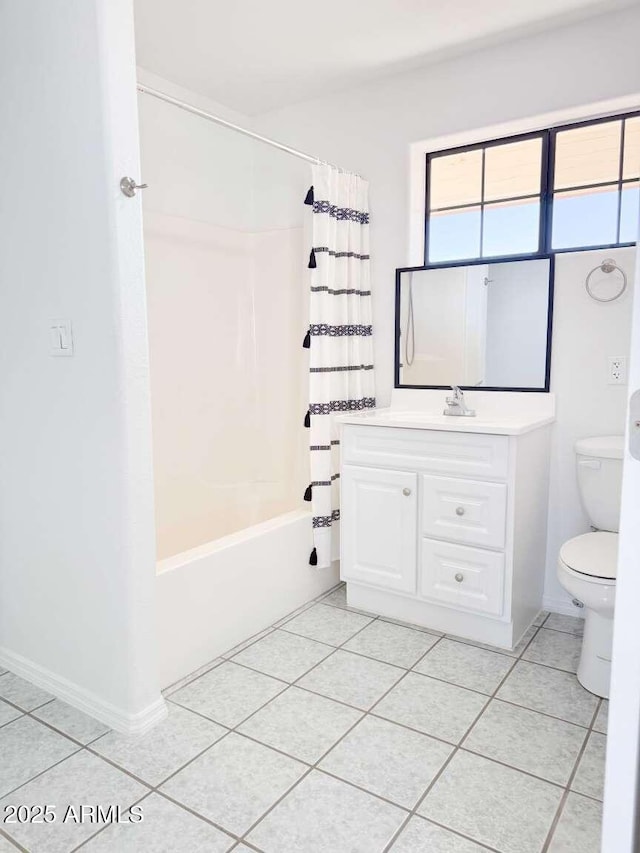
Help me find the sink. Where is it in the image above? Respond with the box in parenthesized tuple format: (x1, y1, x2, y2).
(336, 406, 555, 436)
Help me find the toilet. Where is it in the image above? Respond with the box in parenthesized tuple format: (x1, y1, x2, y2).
(557, 435, 624, 698)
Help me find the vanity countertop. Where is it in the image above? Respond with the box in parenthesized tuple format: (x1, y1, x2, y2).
(337, 407, 555, 436)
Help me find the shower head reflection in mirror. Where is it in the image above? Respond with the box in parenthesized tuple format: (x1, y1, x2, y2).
(395, 255, 554, 392)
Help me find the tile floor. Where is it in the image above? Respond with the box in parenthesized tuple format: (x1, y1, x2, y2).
(0, 584, 606, 852)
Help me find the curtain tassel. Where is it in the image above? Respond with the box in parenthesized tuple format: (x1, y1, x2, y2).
(303, 484, 312, 502)
(304, 410, 311, 428)
(309, 547, 318, 566)
(302, 328, 311, 349)
(304, 185, 314, 205)
(308, 248, 317, 269)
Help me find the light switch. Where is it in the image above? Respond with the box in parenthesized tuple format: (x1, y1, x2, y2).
(49, 318, 74, 357)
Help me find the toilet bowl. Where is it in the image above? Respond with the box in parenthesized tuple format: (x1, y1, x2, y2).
(556, 435, 623, 699)
(557, 532, 617, 698)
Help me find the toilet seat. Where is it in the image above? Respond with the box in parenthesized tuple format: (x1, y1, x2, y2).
(559, 532, 618, 581)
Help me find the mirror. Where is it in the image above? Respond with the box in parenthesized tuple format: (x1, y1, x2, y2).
(396, 257, 553, 391)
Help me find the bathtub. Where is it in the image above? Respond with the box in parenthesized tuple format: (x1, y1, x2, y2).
(156, 509, 339, 688)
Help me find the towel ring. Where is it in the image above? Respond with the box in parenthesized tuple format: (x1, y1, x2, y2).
(585, 259, 627, 303)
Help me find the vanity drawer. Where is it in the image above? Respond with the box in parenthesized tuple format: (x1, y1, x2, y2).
(421, 475, 507, 549)
(420, 538, 505, 616)
(342, 425, 509, 480)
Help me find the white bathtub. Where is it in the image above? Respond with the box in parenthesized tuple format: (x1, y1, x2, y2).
(156, 509, 339, 688)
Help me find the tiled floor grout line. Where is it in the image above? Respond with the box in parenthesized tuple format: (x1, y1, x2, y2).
(153, 788, 246, 845)
(0, 827, 26, 853)
(69, 790, 156, 852)
(540, 697, 604, 853)
(1, 602, 600, 853)
(228, 619, 453, 846)
(382, 619, 547, 852)
(453, 744, 602, 804)
(540, 625, 584, 637)
(0, 744, 85, 801)
(229, 634, 425, 683)
(233, 633, 453, 847)
(0, 611, 564, 803)
(0, 695, 56, 718)
(162, 594, 336, 696)
(481, 694, 595, 730)
(162, 657, 227, 697)
(140, 610, 427, 847)
(280, 600, 585, 678)
(2, 704, 242, 847)
(161, 582, 346, 696)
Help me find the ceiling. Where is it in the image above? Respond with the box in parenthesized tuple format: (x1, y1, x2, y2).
(133, 0, 635, 115)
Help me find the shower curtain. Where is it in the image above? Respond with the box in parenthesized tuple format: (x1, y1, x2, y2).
(304, 164, 375, 569)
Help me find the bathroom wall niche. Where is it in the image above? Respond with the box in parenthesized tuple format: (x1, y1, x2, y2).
(395, 255, 554, 391)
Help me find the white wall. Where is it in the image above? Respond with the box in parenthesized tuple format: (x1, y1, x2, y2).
(544, 246, 634, 610)
(253, 6, 640, 407)
(0, 0, 163, 730)
(138, 73, 310, 558)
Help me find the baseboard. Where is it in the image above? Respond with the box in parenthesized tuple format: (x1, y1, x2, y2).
(543, 594, 585, 618)
(0, 647, 167, 735)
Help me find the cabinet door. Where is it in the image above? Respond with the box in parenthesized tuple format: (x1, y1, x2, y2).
(341, 465, 417, 593)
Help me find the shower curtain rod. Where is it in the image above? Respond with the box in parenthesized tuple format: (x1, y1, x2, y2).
(136, 83, 327, 167)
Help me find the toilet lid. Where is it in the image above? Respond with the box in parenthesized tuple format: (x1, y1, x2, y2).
(560, 532, 619, 580)
(575, 435, 624, 460)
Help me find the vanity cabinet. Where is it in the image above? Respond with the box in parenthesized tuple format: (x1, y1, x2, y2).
(340, 420, 552, 649)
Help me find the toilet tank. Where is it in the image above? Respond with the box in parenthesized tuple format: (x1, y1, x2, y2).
(575, 436, 624, 532)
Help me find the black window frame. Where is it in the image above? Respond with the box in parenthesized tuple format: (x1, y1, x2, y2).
(424, 110, 640, 267)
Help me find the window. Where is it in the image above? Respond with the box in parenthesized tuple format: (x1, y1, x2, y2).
(425, 113, 640, 265)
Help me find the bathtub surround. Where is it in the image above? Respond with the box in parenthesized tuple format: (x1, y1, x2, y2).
(307, 165, 376, 569)
(138, 74, 311, 561)
(140, 75, 341, 686)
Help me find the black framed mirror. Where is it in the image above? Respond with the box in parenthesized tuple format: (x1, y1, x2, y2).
(395, 255, 554, 392)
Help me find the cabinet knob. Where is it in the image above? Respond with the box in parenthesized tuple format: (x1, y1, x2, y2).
(402, 487, 412, 497)
(455, 506, 465, 516)
(455, 572, 464, 583)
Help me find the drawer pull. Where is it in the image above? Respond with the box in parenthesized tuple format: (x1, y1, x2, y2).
(455, 506, 466, 516)
(455, 572, 464, 583)
(402, 487, 412, 497)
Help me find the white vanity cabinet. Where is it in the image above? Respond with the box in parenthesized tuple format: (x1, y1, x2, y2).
(340, 417, 552, 649)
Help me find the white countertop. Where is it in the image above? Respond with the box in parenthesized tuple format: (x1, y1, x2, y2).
(337, 406, 555, 436)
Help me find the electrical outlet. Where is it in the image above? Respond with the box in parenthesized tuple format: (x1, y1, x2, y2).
(608, 356, 627, 385)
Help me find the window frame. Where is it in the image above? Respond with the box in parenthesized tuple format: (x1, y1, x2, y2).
(423, 110, 640, 266)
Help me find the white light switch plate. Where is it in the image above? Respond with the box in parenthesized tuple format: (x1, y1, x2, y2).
(49, 318, 74, 357)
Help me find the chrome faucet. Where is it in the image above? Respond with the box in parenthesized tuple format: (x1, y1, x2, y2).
(443, 386, 476, 417)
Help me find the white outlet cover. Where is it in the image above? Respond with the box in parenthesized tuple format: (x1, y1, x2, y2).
(608, 356, 627, 385)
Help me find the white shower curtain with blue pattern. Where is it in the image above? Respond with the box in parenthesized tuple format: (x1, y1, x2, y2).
(306, 164, 375, 569)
